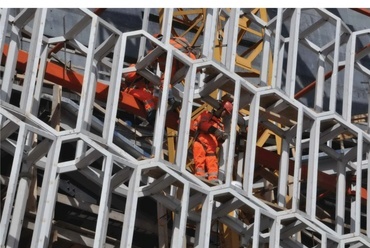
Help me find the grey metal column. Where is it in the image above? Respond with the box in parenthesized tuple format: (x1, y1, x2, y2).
(270, 8, 283, 89)
(284, 8, 301, 98)
(138, 8, 150, 60)
(7, 130, 52, 247)
(342, 31, 357, 121)
(276, 134, 290, 207)
(243, 92, 260, 194)
(160, 8, 173, 43)
(224, 78, 241, 186)
(30, 137, 61, 248)
(176, 64, 197, 171)
(6, 167, 29, 248)
(218, 8, 239, 182)
(260, 27, 271, 86)
(305, 116, 320, 218)
(329, 14, 342, 113)
(120, 167, 142, 248)
(269, 217, 281, 248)
(314, 52, 326, 112)
(202, 8, 218, 59)
(251, 208, 261, 248)
(31, 44, 49, 115)
(291, 105, 304, 212)
(195, 193, 214, 248)
(152, 49, 173, 158)
(102, 34, 125, 142)
(93, 154, 114, 248)
(75, 14, 98, 157)
(0, 12, 22, 124)
(351, 133, 363, 235)
(20, 8, 47, 112)
(336, 155, 346, 235)
(221, 8, 239, 72)
(151, 8, 173, 158)
(0, 8, 9, 67)
(0, 122, 27, 246)
(170, 183, 190, 248)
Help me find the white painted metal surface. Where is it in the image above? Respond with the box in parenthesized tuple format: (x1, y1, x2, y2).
(1, 7, 370, 248)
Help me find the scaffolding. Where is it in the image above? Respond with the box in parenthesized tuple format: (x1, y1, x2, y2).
(1, 8, 370, 248)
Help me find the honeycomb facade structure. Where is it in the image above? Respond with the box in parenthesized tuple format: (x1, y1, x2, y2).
(0, 8, 370, 248)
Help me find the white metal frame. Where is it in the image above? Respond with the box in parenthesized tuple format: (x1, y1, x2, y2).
(1, 7, 370, 248)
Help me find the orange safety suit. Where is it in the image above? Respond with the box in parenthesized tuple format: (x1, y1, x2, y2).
(124, 80, 157, 113)
(192, 111, 224, 180)
(123, 67, 158, 118)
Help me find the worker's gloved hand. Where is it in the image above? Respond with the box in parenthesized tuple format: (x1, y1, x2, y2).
(208, 126, 228, 143)
(217, 132, 229, 143)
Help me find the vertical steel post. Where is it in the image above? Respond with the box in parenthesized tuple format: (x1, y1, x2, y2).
(352, 133, 363, 235)
(291, 106, 304, 212)
(21, 8, 47, 112)
(93, 154, 114, 248)
(329, 17, 341, 113)
(202, 8, 218, 59)
(342, 32, 356, 121)
(176, 64, 197, 171)
(170, 183, 190, 248)
(285, 8, 301, 98)
(0, 124, 27, 246)
(277, 137, 290, 207)
(139, 8, 150, 60)
(314, 52, 326, 112)
(271, 8, 283, 89)
(75, 15, 99, 165)
(269, 218, 281, 248)
(336, 157, 346, 235)
(196, 193, 214, 248)
(30, 138, 61, 248)
(103, 35, 125, 142)
(0, 8, 9, 65)
(221, 8, 239, 72)
(305, 118, 320, 218)
(243, 93, 260, 194)
(120, 167, 142, 248)
(224, 78, 241, 186)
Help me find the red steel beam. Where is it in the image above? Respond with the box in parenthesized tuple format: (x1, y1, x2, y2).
(294, 65, 345, 100)
(351, 8, 370, 17)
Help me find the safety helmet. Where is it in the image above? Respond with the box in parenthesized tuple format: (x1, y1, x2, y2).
(222, 101, 233, 114)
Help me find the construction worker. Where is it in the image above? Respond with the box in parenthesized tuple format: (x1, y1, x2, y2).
(122, 64, 158, 126)
(151, 34, 197, 110)
(121, 34, 196, 125)
(191, 100, 233, 183)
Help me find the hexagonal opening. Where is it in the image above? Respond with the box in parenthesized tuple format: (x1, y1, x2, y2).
(300, 115, 370, 236)
(238, 90, 302, 212)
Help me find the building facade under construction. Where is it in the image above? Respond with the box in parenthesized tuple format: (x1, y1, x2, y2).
(1, 8, 370, 248)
